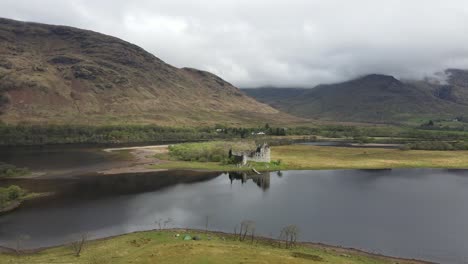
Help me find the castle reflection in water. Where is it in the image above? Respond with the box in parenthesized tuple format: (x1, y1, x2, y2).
(228, 171, 280, 191)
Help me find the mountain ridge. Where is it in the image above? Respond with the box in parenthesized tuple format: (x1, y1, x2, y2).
(243, 71, 468, 124)
(0, 17, 297, 126)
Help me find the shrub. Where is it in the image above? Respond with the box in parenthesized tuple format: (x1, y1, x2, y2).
(0, 162, 30, 178)
(0, 185, 26, 208)
(7, 185, 22, 200)
(169, 141, 255, 163)
(399, 145, 411, 151)
(271, 159, 282, 166)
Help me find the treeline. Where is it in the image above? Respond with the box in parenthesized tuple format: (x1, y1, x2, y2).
(0, 125, 224, 146)
(1, 123, 468, 146)
(284, 125, 468, 142)
(404, 141, 468, 151)
(0, 124, 295, 145)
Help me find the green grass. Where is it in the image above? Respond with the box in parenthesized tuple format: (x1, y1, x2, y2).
(272, 145, 468, 170)
(0, 163, 30, 178)
(167, 140, 256, 162)
(150, 142, 468, 171)
(0, 230, 421, 264)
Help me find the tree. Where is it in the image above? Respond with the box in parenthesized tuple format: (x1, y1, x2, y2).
(279, 225, 299, 248)
(239, 220, 256, 242)
(155, 217, 173, 230)
(71, 233, 87, 257)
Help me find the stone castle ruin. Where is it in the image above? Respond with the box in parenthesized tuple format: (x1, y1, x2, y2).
(229, 143, 271, 166)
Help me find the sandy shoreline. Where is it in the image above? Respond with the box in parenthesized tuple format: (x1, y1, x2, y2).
(99, 144, 170, 175)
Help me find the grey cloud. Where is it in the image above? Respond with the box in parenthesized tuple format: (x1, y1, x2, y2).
(1, 0, 468, 87)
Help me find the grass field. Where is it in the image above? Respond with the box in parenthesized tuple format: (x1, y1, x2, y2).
(149, 143, 468, 171)
(273, 145, 468, 170)
(0, 230, 423, 264)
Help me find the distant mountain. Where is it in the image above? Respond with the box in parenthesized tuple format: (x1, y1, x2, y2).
(243, 70, 468, 124)
(0, 18, 296, 126)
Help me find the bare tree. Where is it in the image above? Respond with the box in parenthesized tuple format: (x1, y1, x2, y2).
(71, 233, 87, 257)
(163, 217, 173, 229)
(205, 215, 209, 233)
(239, 220, 255, 242)
(156, 217, 173, 230)
(279, 225, 299, 248)
(155, 218, 163, 230)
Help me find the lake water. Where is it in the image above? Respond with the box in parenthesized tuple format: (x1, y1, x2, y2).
(0, 145, 123, 177)
(1, 169, 468, 263)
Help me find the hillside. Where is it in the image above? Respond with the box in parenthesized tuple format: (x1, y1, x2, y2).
(244, 71, 468, 124)
(0, 18, 296, 126)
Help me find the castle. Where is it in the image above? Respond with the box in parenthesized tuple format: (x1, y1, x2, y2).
(229, 143, 271, 166)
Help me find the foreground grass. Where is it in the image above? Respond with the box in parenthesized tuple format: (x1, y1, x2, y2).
(273, 145, 468, 170)
(0, 230, 422, 264)
(150, 144, 468, 171)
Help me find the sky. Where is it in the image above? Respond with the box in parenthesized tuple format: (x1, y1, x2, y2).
(1, 0, 468, 88)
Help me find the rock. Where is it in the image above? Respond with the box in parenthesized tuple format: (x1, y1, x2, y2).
(33, 65, 46, 72)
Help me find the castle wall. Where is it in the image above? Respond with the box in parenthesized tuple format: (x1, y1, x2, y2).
(229, 144, 270, 165)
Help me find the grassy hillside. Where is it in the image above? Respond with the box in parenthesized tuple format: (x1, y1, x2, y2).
(0, 230, 424, 264)
(244, 72, 468, 124)
(0, 18, 298, 126)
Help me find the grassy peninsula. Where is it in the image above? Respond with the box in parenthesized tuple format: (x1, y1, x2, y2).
(0, 163, 30, 178)
(0, 230, 424, 264)
(146, 141, 468, 171)
(0, 185, 44, 214)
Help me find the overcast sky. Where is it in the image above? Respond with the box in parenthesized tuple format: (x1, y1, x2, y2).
(1, 0, 468, 87)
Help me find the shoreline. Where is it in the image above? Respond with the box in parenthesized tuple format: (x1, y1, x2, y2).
(0, 228, 431, 264)
(6, 143, 468, 179)
(101, 143, 468, 174)
(99, 144, 171, 175)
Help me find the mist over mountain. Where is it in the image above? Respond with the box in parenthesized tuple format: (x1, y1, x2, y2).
(244, 70, 468, 124)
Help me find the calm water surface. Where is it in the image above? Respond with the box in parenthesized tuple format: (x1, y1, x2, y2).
(1, 169, 468, 263)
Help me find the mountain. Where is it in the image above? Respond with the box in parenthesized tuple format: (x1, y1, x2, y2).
(0, 18, 296, 126)
(243, 71, 468, 124)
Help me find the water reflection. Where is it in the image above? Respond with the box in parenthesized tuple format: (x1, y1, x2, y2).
(0, 170, 220, 199)
(2, 169, 468, 264)
(228, 172, 271, 191)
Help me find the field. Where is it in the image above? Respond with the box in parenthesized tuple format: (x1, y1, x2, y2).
(148, 142, 468, 171)
(0, 230, 423, 264)
(272, 145, 468, 170)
